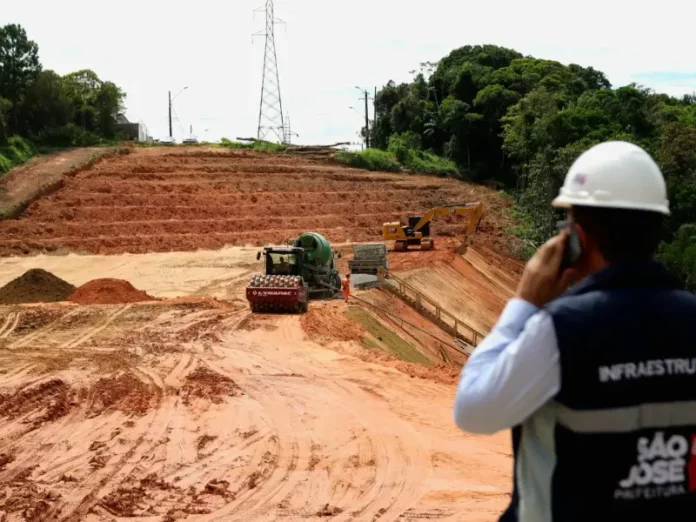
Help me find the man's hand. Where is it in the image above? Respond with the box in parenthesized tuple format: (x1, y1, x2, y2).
(516, 230, 576, 307)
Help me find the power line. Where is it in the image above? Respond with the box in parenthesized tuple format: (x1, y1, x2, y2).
(171, 107, 186, 136)
(254, 0, 286, 144)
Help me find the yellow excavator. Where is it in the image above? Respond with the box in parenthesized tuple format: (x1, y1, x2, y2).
(382, 202, 483, 253)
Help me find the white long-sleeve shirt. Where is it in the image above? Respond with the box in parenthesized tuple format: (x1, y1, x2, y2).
(453, 298, 561, 434)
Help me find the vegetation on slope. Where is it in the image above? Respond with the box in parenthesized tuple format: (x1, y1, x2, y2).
(368, 44, 696, 290)
(0, 23, 126, 156)
(346, 307, 432, 366)
(219, 138, 286, 152)
(0, 136, 36, 176)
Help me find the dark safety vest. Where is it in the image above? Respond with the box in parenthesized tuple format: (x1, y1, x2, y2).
(501, 261, 696, 522)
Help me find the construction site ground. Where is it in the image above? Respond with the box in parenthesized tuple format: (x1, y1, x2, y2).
(0, 146, 522, 521)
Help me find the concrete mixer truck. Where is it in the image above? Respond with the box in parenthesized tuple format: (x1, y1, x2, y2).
(246, 232, 342, 313)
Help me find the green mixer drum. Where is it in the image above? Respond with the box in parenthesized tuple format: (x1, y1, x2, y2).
(294, 232, 332, 265)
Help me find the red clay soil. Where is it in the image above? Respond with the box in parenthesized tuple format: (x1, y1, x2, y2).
(88, 372, 158, 417)
(180, 365, 242, 406)
(68, 278, 156, 305)
(0, 147, 521, 257)
(300, 304, 366, 343)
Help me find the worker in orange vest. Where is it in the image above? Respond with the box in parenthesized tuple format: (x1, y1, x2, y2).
(342, 273, 351, 303)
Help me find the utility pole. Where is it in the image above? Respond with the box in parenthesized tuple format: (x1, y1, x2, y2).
(168, 91, 173, 138)
(374, 86, 377, 135)
(355, 87, 373, 149)
(364, 90, 369, 149)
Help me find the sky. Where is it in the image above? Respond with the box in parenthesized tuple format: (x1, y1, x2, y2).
(4, 0, 696, 146)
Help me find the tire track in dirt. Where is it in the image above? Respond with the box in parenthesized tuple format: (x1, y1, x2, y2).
(163, 353, 194, 390)
(59, 304, 133, 350)
(209, 321, 428, 520)
(327, 379, 431, 522)
(37, 408, 121, 482)
(0, 362, 37, 388)
(187, 336, 312, 520)
(289, 319, 428, 518)
(8, 308, 82, 350)
(0, 312, 17, 338)
(58, 365, 170, 521)
(194, 367, 303, 522)
(0, 377, 89, 484)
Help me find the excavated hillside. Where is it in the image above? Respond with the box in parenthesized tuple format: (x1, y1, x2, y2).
(0, 146, 518, 256)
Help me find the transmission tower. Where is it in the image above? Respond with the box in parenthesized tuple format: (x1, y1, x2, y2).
(254, 0, 285, 143)
(283, 113, 299, 144)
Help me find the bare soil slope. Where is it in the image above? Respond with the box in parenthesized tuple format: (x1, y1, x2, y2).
(394, 247, 523, 334)
(0, 298, 512, 521)
(0, 147, 102, 216)
(0, 147, 517, 256)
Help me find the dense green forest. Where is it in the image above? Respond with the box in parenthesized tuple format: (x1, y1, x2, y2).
(0, 23, 126, 171)
(368, 44, 696, 289)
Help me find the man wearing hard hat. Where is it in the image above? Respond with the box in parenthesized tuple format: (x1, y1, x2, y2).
(453, 141, 696, 521)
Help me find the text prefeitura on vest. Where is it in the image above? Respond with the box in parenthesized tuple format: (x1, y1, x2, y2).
(599, 358, 696, 383)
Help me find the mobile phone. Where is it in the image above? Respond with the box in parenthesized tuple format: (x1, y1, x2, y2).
(557, 220, 583, 271)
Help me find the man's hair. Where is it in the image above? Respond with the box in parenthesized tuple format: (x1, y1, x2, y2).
(572, 205, 664, 263)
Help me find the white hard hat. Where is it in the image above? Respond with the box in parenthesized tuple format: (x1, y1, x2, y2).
(552, 141, 670, 215)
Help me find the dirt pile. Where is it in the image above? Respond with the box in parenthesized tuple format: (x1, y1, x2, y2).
(88, 372, 158, 417)
(0, 378, 75, 427)
(0, 268, 75, 304)
(68, 278, 156, 304)
(181, 366, 241, 406)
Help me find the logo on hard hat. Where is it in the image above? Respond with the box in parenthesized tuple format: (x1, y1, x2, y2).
(572, 173, 588, 186)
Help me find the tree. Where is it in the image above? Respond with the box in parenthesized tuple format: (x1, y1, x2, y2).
(369, 42, 696, 269)
(62, 69, 102, 131)
(95, 81, 126, 137)
(658, 224, 696, 291)
(0, 24, 127, 150)
(0, 24, 41, 132)
(0, 96, 11, 145)
(17, 70, 72, 137)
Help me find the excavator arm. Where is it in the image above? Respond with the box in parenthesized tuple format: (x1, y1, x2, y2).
(413, 202, 483, 233)
(382, 202, 483, 251)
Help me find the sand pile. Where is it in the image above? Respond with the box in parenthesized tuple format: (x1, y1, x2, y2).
(0, 269, 75, 304)
(68, 278, 156, 305)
